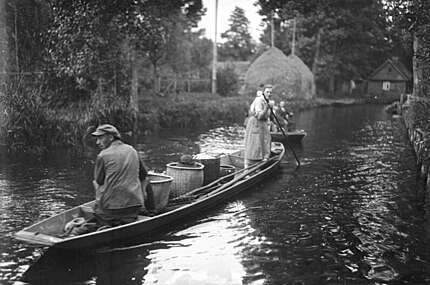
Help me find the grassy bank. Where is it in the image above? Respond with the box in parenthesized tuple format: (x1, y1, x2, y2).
(136, 93, 377, 133)
(1, 90, 385, 154)
(138, 93, 250, 132)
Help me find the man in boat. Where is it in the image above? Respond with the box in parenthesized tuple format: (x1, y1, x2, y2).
(244, 84, 273, 169)
(91, 124, 155, 227)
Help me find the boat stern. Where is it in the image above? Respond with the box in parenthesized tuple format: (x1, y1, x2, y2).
(15, 230, 63, 246)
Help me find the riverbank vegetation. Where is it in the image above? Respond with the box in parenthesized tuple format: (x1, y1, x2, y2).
(1, 0, 429, 154)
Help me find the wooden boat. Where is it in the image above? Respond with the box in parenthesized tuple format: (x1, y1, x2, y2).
(384, 101, 400, 115)
(15, 142, 285, 250)
(271, 129, 307, 144)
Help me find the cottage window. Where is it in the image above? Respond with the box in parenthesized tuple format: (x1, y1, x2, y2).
(382, 81, 390, 91)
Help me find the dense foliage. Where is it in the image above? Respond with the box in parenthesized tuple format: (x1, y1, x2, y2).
(216, 66, 240, 96)
(256, 0, 397, 96)
(388, 0, 430, 97)
(3, 0, 50, 73)
(46, 0, 204, 103)
(1, 0, 206, 152)
(3, 0, 430, 154)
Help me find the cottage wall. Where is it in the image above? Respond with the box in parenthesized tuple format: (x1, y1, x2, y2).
(368, 81, 407, 97)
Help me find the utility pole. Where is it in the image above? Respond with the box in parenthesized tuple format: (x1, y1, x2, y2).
(270, 11, 274, 48)
(291, 18, 296, 55)
(211, 0, 218, 94)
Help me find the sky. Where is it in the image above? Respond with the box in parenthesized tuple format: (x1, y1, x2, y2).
(196, 0, 264, 42)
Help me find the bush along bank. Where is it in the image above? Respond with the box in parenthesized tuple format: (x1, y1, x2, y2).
(2, 88, 370, 155)
(136, 94, 336, 133)
(137, 93, 250, 132)
(402, 96, 430, 192)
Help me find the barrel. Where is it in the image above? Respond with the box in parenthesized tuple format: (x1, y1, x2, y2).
(219, 165, 236, 182)
(194, 154, 221, 185)
(166, 162, 204, 199)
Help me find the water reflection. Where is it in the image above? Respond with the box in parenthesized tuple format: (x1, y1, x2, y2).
(3, 105, 430, 284)
(144, 202, 250, 284)
(22, 246, 151, 284)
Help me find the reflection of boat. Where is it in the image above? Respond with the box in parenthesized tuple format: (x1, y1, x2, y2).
(15, 143, 285, 250)
(22, 246, 150, 284)
(271, 130, 307, 144)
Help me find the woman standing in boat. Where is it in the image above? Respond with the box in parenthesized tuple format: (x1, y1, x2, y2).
(244, 84, 273, 169)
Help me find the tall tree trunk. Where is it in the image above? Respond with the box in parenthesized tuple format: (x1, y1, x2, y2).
(130, 49, 139, 112)
(413, 31, 420, 96)
(312, 28, 322, 75)
(13, 7, 19, 73)
(211, 0, 218, 94)
(0, 1, 6, 74)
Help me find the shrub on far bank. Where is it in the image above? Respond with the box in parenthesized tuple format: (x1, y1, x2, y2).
(138, 92, 249, 132)
(0, 80, 138, 154)
(0, 83, 48, 154)
(216, 67, 239, 97)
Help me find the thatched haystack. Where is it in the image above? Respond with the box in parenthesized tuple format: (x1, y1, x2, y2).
(243, 47, 316, 99)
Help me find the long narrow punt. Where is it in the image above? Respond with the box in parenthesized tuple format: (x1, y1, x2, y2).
(15, 143, 285, 250)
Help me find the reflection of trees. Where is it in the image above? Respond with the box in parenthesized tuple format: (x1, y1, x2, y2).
(241, 105, 424, 283)
(1, 150, 95, 228)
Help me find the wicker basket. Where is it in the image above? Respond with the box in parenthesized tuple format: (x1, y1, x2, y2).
(166, 162, 204, 199)
(220, 165, 236, 182)
(195, 155, 220, 185)
(148, 173, 173, 213)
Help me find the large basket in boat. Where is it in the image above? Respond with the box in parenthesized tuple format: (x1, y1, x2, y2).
(148, 173, 173, 213)
(166, 162, 204, 199)
(195, 155, 220, 185)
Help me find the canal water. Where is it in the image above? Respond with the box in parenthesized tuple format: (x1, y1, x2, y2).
(1, 104, 430, 284)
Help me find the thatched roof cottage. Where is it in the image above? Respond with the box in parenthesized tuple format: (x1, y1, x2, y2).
(243, 47, 316, 99)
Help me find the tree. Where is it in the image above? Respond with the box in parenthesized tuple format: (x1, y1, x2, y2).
(189, 29, 213, 74)
(387, 0, 430, 97)
(256, 0, 393, 97)
(219, 6, 255, 61)
(46, 0, 204, 106)
(3, 0, 52, 74)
